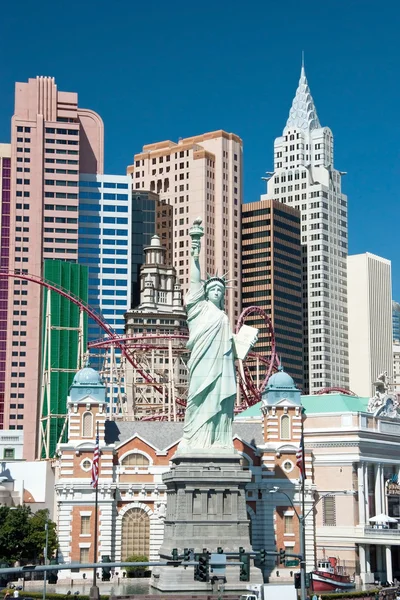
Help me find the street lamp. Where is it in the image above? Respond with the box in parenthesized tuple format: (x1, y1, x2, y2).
(269, 487, 308, 600)
(269, 487, 351, 600)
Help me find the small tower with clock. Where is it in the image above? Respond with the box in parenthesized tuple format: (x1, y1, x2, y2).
(56, 364, 113, 567)
(67, 363, 107, 443)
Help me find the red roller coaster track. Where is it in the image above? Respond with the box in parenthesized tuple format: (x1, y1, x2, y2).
(235, 305, 280, 409)
(0, 270, 278, 414)
(315, 387, 357, 396)
(0, 270, 179, 404)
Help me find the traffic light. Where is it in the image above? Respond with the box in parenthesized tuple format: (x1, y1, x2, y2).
(184, 548, 191, 562)
(194, 553, 200, 580)
(294, 573, 301, 589)
(101, 555, 111, 582)
(217, 547, 223, 554)
(197, 553, 209, 582)
(47, 558, 58, 584)
(171, 548, 179, 561)
(259, 548, 266, 564)
(279, 548, 286, 564)
(294, 572, 311, 589)
(240, 553, 250, 582)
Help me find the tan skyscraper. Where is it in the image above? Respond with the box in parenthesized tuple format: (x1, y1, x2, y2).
(128, 130, 242, 324)
(348, 253, 393, 397)
(4, 77, 104, 459)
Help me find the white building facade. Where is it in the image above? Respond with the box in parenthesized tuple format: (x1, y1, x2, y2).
(0, 430, 55, 513)
(348, 253, 393, 397)
(128, 130, 243, 326)
(124, 235, 188, 419)
(262, 66, 349, 394)
(393, 345, 400, 395)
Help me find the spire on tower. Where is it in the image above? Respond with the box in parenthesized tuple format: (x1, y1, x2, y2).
(285, 63, 320, 132)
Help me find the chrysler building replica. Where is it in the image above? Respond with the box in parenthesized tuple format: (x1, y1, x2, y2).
(262, 64, 349, 393)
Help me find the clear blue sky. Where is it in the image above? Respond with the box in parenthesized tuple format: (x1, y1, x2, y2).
(1, 0, 399, 298)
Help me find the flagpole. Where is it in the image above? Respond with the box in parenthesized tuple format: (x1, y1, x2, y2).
(93, 472, 99, 585)
(90, 422, 100, 600)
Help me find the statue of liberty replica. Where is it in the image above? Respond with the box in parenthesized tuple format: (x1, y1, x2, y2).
(152, 219, 261, 591)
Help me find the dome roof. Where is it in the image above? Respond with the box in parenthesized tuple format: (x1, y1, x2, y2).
(72, 366, 102, 386)
(267, 366, 296, 389)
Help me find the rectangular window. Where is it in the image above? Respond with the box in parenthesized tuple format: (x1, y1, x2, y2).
(80, 548, 90, 563)
(3, 448, 15, 459)
(284, 515, 293, 534)
(80, 515, 91, 535)
(323, 496, 336, 526)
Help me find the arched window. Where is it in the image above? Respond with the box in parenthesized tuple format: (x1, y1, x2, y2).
(121, 508, 150, 559)
(121, 453, 150, 467)
(82, 412, 93, 438)
(280, 415, 290, 440)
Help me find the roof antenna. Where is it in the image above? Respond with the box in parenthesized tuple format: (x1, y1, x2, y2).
(301, 50, 305, 70)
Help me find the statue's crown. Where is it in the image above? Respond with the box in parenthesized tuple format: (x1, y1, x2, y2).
(203, 271, 234, 290)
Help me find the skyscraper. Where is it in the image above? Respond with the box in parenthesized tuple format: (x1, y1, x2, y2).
(0, 144, 11, 431)
(40, 260, 88, 459)
(347, 253, 393, 397)
(242, 199, 303, 388)
(4, 76, 104, 459)
(393, 301, 400, 344)
(78, 174, 132, 346)
(262, 66, 349, 394)
(128, 130, 242, 325)
(131, 190, 160, 307)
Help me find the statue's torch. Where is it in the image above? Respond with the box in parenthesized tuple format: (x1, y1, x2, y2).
(189, 218, 204, 259)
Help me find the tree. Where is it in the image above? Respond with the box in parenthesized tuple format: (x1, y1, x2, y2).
(0, 506, 58, 564)
(124, 555, 149, 578)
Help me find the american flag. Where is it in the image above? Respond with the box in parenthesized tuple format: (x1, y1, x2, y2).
(296, 429, 306, 483)
(91, 429, 100, 488)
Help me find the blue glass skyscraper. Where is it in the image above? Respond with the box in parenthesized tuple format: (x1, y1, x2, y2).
(78, 174, 132, 350)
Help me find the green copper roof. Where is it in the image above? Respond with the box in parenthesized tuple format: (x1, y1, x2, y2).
(301, 394, 369, 414)
(235, 393, 370, 420)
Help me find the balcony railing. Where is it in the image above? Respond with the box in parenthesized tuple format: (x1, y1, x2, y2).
(364, 526, 400, 536)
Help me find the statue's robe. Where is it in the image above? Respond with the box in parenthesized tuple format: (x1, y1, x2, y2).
(179, 285, 236, 452)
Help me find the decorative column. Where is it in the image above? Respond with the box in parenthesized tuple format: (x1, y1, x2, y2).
(385, 545, 393, 583)
(358, 463, 366, 525)
(375, 463, 383, 515)
(364, 462, 370, 520)
(359, 544, 367, 580)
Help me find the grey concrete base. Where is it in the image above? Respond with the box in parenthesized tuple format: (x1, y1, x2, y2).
(89, 585, 100, 600)
(152, 562, 262, 592)
(151, 452, 263, 591)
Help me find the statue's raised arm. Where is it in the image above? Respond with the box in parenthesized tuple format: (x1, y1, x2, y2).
(189, 217, 204, 293)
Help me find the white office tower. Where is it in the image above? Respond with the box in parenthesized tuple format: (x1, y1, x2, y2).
(348, 253, 393, 397)
(262, 65, 349, 393)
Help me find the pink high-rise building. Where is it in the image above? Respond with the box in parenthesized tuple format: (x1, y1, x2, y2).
(4, 77, 104, 459)
(0, 144, 12, 431)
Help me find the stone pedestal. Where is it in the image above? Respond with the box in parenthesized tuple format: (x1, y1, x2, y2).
(151, 452, 263, 591)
